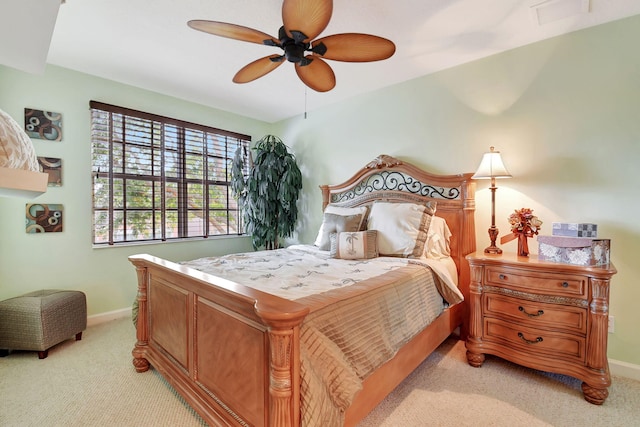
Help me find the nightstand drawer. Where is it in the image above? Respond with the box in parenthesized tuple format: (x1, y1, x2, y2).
(483, 318, 586, 362)
(484, 294, 587, 334)
(485, 266, 587, 298)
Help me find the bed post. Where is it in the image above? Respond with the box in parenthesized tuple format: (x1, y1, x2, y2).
(130, 258, 150, 373)
(458, 178, 476, 339)
(320, 184, 330, 211)
(258, 306, 309, 427)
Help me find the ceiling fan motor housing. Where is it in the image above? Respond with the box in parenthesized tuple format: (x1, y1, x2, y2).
(278, 26, 309, 63)
(284, 42, 307, 63)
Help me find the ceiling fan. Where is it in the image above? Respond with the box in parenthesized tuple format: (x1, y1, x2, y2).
(187, 0, 396, 92)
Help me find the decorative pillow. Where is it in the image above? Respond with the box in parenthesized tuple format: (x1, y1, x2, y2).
(329, 230, 379, 260)
(315, 213, 363, 251)
(367, 202, 434, 258)
(314, 205, 369, 247)
(425, 216, 452, 260)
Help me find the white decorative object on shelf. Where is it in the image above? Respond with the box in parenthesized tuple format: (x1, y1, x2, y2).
(0, 108, 48, 198)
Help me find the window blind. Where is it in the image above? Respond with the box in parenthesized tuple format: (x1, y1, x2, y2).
(90, 101, 250, 245)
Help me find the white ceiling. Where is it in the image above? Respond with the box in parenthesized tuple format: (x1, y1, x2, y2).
(5, 0, 640, 123)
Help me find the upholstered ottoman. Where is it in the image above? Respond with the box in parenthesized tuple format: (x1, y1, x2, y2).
(0, 290, 87, 359)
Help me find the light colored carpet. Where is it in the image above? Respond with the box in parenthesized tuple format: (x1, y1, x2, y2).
(359, 338, 640, 426)
(1, 317, 638, 426)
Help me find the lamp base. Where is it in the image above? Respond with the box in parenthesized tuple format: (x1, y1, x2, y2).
(483, 245, 503, 254)
(484, 225, 502, 254)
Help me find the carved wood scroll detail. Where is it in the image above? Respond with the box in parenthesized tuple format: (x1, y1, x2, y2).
(366, 154, 403, 169)
(484, 285, 589, 308)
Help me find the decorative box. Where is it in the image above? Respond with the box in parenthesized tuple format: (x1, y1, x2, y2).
(537, 235, 610, 266)
(552, 222, 598, 238)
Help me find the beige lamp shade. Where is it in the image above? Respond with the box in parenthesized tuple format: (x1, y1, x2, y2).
(471, 146, 512, 179)
(0, 108, 48, 198)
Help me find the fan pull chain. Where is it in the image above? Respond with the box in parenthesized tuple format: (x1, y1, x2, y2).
(304, 87, 308, 119)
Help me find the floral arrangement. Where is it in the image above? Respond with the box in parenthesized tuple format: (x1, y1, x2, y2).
(508, 208, 543, 237)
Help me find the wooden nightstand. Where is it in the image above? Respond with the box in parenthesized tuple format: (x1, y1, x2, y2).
(465, 252, 617, 404)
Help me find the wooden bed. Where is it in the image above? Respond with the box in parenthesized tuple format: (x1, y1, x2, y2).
(130, 154, 476, 426)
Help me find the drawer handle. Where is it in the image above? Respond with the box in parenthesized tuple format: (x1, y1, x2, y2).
(518, 332, 543, 345)
(518, 306, 544, 317)
(561, 281, 569, 288)
(499, 274, 508, 280)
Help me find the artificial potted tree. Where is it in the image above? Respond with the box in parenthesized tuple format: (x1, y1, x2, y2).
(231, 135, 302, 250)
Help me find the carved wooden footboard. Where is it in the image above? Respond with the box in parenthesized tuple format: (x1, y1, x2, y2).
(130, 154, 476, 426)
(131, 255, 309, 426)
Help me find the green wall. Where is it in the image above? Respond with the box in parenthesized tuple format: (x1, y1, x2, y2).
(273, 15, 640, 365)
(1, 14, 638, 366)
(0, 64, 267, 316)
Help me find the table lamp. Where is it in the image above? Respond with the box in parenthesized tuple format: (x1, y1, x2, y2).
(472, 146, 512, 254)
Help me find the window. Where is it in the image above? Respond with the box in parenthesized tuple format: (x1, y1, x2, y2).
(90, 101, 251, 246)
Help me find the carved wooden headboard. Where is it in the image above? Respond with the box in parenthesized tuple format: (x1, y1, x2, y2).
(319, 154, 476, 299)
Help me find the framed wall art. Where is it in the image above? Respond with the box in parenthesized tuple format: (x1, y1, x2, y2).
(25, 203, 63, 233)
(24, 108, 63, 141)
(37, 157, 62, 186)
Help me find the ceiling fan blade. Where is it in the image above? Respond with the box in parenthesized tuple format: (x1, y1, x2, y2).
(233, 55, 285, 83)
(312, 33, 396, 62)
(295, 56, 336, 92)
(282, 0, 333, 42)
(187, 20, 279, 46)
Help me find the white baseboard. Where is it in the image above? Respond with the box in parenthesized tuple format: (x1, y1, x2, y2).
(87, 307, 131, 327)
(610, 358, 640, 382)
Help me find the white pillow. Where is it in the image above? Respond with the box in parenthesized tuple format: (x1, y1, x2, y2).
(367, 202, 434, 258)
(314, 205, 368, 247)
(425, 216, 452, 260)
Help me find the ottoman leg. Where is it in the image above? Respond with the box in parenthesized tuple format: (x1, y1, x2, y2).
(38, 349, 49, 359)
(76, 332, 83, 341)
(0, 349, 8, 357)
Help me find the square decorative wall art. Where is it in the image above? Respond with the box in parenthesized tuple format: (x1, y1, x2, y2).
(24, 108, 63, 141)
(26, 203, 63, 233)
(37, 157, 62, 186)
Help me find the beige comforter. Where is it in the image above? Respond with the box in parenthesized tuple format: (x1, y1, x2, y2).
(182, 247, 451, 426)
(297, 264, 444, 426)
